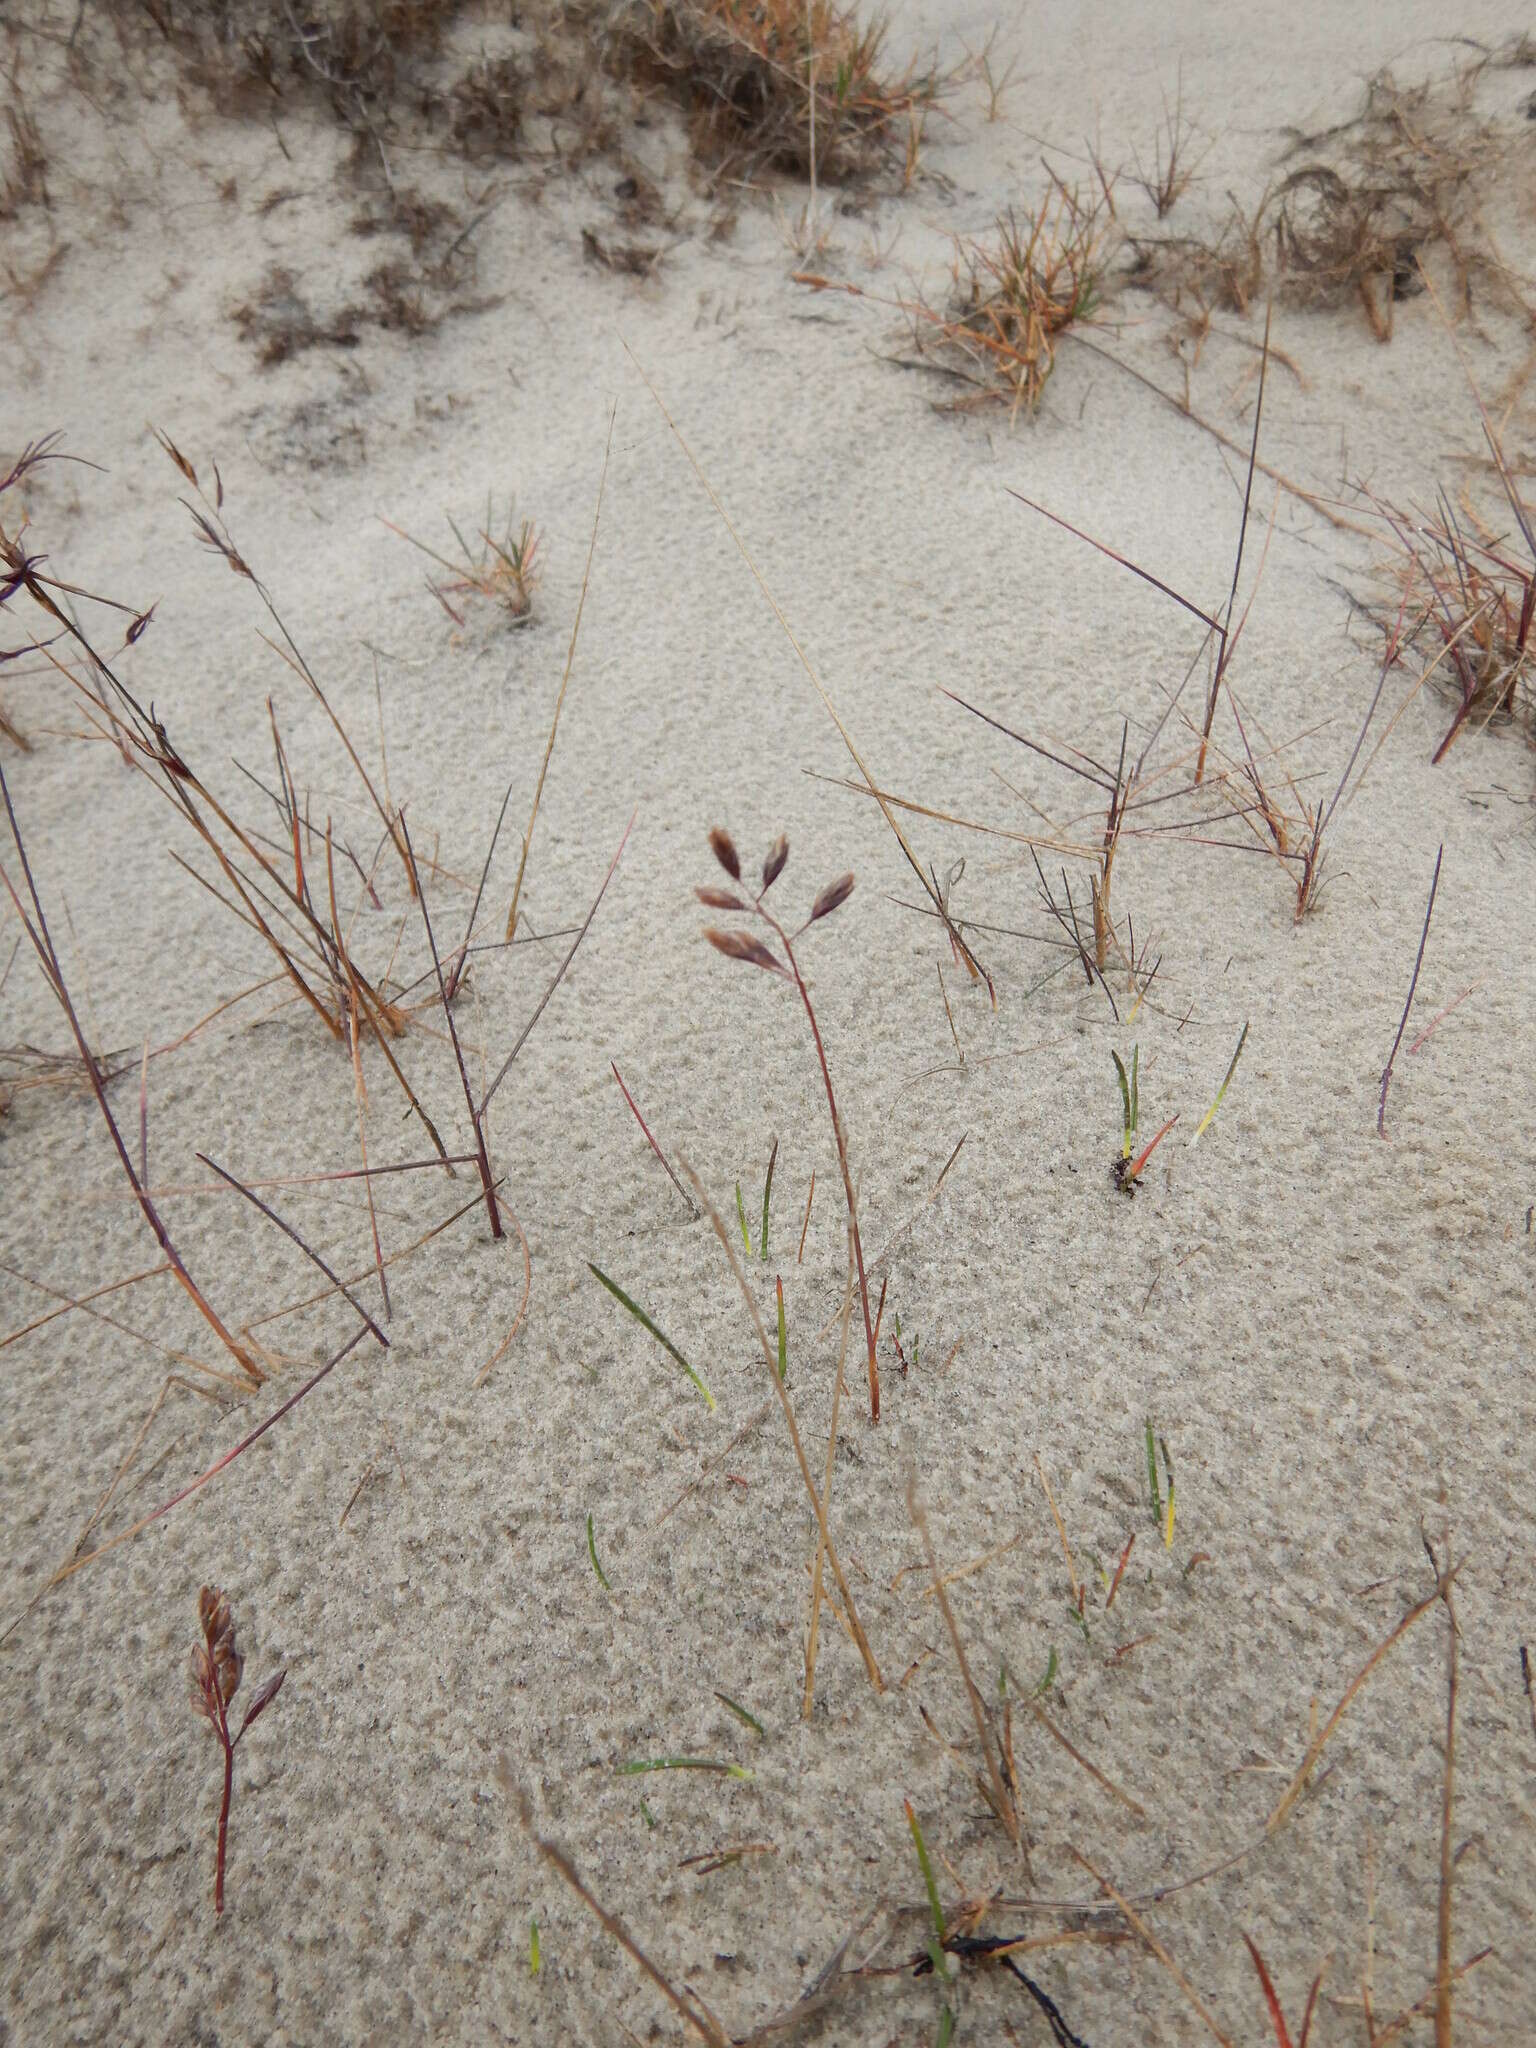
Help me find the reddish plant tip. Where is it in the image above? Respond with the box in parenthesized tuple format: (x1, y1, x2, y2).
(707, 827, 741, 881)
(696, 885, 748, 911)
(810, 872, 855, 922)
(192, 1585, 243, 1713)
(762, 835, 789, 891)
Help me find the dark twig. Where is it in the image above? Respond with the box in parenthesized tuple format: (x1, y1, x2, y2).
(1378, 844, 1443, 1139)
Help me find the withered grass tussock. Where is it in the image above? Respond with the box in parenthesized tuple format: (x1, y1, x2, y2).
(922, 182, 1112, 416)
(1134, 54, 1535, 339)
(188, 1586, 286, 1914)
(1367, 424, 1535, 761)
(624, 0, 946, 182)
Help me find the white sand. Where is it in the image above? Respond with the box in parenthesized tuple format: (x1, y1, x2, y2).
(3, 4, 1535, 2041)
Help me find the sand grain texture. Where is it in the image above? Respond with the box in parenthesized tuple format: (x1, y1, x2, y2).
(2, 3, 1534, 2043)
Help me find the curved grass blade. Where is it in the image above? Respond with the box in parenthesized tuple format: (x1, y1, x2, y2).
(588, 1262, 715, 1410)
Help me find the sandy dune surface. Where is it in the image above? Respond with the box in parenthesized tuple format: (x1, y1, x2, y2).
(2, 4, 1534, 2042)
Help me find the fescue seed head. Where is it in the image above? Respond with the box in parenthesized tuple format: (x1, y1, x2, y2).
(704, 927, 786, 975)
(707, 826, 741, 880)
(191, 1585, 242, 1720)
(762, 835, 789, 890)
(810, 872, 855, 922)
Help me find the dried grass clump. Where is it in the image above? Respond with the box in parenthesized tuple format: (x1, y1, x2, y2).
(623, 0, 944, 182)
(918, 181, 1113, 416)
(1371, 461, 1535, 762)
(1134, 58, 1532, 339)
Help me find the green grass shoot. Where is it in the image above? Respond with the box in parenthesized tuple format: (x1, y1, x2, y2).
(639, 1797, 656, 1828)
(617, 1756, 754, 1780)
(735, 1181, 751, 1253)
(529, 1919, 540, 1976)
(775, 1275, 787, 1380)
(587, 1262, 715, 1410)
(1192, 1019, 1250, 1145)
(1145, 1418, 1163, 1527)
(759, 1137, 777, 1260)
(714, 1689, 765, 1736)
(587, 1512, 611, 1590)
(1112, 1048, 1135, 1158)
(936, 2008, 956, 2047)
(904, 1798, 950, 1983)
(1032, 1647, 1059, 1696)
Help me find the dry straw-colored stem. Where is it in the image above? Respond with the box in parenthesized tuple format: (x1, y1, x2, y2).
(907, 1472, 1021, 1850)
(804, 1219, 856, 1716)
(502, 1766, 731, 2047)
(505, 410, 614, 940)
(1070, 1847, 1234, 2047)
(687, 1166, 882, 1694)
(1267, 1559, 1462, 1833)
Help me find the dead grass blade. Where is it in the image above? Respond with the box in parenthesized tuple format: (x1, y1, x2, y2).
(505, 408, 614, 940)
(1070, 1847, 1234, 2047)
(1266, 1558, 1462, 1832)
(907, 1471, 1021, 1850)
(500, 1764, 731, 2048)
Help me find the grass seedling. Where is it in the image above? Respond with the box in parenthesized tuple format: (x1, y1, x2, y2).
(759, 1135, 777, 1259)
(587, 1513, 611, 1590)
(616, 1757, 754, 1781)
(1192, 1021, 1250, 1145)
(1145, 1420, 1163, 1529)
(1112, 1046, 1140, 1161)
(734, 1181, 752, 1253)
(529, 1920, 540, 1976)
(1116, 1115, 1179, 1195)
(1032, 1648, 1058, 1698)
(1160, 1437, 1176, 1548)
(1379, 845, 1444, 1140)
(699, 826, 881, 1418)
(713, 1690, 765, 1737)
(188, 1586, 286, 1914)
(588, 1262, 715, 1410)
(905, 1799, 952, 1984)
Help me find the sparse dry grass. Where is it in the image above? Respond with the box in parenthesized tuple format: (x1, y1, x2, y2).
(1133, 53, 1536, 338)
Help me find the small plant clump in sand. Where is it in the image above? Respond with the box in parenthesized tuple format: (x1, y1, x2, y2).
(1368, 422, 1535, 761)
(188, 1586, 286, 1914)
(923, 180, 1113, 417)
(384, 498, 542, 628)
(697, 827, 883, 1417)
(624, 0, 947, 184)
